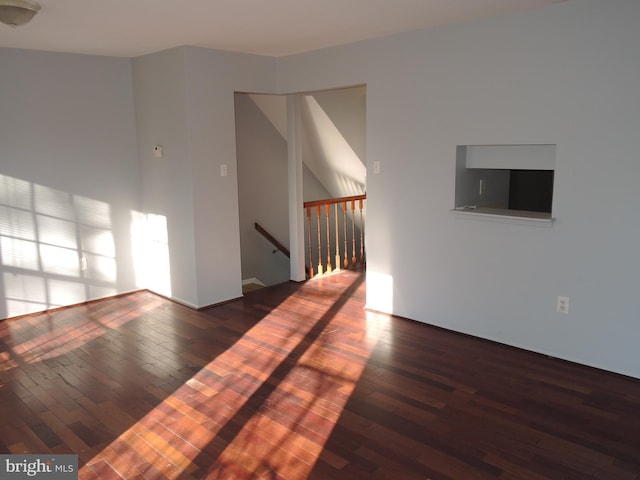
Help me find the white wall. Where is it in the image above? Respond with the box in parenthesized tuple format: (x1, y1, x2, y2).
(0, 48, 139, 319)
(235, 93, 290, 286)
(313, 87, 367, 163)
(132, 47, 277, 307)
(132, 48, 198, 306)
(301, 94, 366, 198)
(276, 0, 640, 378)
(184, 47, 277, 306)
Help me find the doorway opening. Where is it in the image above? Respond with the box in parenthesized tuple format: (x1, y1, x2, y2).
(234, 85, 366, 292)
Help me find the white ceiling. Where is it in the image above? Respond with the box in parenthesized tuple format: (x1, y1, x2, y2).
(0, 0, 563, 58)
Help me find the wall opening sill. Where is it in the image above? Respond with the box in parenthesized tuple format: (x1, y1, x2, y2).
(451, 207, 555, 226)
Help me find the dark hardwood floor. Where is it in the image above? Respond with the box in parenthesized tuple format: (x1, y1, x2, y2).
(1, 269, 639, 479)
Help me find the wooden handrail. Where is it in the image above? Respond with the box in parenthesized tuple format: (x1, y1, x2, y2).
(303, 194, 366, 209)
(254, 223, 290, 258)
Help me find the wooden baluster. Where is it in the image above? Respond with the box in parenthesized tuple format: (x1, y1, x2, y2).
(302, 196, 366, 275)
(316, 205, 323, 275)
(334, 203, 341, 270)
(359, 198, 365, 265)
(325, 204, 332, 273)
(351, 199, 357, 267)
(306, 206, 314, 278)
(342, 202, 349, 269)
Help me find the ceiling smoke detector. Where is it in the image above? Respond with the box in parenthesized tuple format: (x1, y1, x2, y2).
(0, 0, 41, 27)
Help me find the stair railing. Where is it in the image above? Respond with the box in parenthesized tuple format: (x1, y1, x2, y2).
(254, 222, 290, 258)
(303, 194, 366, 278)
(254, 222, 312, 278)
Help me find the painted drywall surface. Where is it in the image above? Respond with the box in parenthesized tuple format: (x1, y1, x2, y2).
(301, 95, 366, 198)
(183, 47, 277, 306)
(466, 145, 556, 170)
(313, 87, 367, 164)
(132, 48, 199, 307)
(250, 88, 367, 200)
(276, 0, 640, 378)
(250, 94, 288, 139)
(0, 48, 139, 319)
(235, 93, 290, 286)
(133, 47, 276, 308)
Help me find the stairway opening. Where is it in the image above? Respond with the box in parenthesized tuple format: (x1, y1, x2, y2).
(234, 86, 366, 292)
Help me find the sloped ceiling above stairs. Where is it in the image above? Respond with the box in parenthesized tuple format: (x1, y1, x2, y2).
(249, 87, 366, 200)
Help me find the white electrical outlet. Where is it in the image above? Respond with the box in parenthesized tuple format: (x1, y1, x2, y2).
(373, 161, 381, 175)
(557, 296, 569, 314)
(220, 164, 228, 177)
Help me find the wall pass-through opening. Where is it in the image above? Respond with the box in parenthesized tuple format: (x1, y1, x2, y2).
(453, 144, 556, 222)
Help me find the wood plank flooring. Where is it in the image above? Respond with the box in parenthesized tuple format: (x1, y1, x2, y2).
(1, 269, 639, 479)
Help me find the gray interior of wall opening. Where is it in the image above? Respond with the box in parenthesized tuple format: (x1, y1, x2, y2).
(453, 144, 556, 222)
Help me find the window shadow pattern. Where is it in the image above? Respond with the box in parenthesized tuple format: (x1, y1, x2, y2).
(76, 270, 385, 479)
(1, 238, 386, 480)
(0, 173, 172, 320)
(0, 174, 117, 318)
(0, 286, 291, 467)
